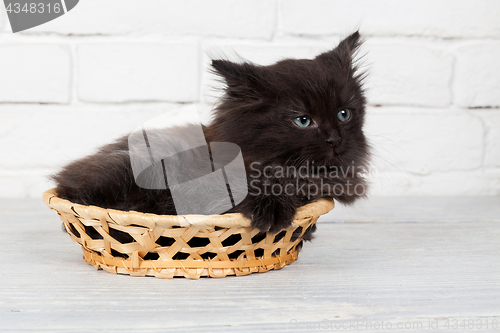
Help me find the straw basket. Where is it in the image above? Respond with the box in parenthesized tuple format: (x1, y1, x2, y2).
(43, 188, 334, 279)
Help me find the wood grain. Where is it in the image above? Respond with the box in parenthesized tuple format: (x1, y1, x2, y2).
(0, 197, 498, 332)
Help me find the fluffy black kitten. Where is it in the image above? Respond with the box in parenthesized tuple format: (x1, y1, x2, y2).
(53, 31, 369, 235)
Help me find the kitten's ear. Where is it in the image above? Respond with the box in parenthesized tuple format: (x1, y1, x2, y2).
(211, 59, 263, 97)
(316, 31, 362, 68)
(212, 59, 249, 80)
(336, 31, 362, 55)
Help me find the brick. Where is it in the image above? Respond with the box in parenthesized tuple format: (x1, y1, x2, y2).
(28, 0, 276, 39)
(365, 41, 453, 107)
(0, 44, 70, 103)
(477, 112, 500, 167)
(454, 42, 500, 108)
(280, 0, 500, 38)
(77, 42, 199, 103)
(364, 107, 484, 174)
(0, 104, 190, 170)
(201, 39, 330, 103)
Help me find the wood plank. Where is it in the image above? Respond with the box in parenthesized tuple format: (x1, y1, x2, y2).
(0, 198, 498, 332)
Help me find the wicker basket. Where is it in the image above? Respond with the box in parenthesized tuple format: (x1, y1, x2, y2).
(43, 188, 334, 279)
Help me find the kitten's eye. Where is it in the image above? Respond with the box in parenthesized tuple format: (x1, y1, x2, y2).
(337, 109, 351, 122)
(293, 116, 312, 128)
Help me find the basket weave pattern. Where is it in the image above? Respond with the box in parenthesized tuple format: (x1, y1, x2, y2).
(43, 189, 334, 279)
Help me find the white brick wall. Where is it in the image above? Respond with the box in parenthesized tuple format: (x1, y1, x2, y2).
(27, 0, 276, 39)
(280, 0, 500, 38)
(365, 107, 484, 174)
(454, 42, 500, 107)
(0, 0, 499, 198)
(482, 111, 500, 168)
(0, 44, 70, 103)
(77, 41, 199, 102)
(366, 40, 454, 107)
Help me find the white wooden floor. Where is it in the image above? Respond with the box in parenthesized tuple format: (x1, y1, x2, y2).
(0, 197, 499, 332)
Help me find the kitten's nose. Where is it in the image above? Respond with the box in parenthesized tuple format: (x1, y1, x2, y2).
(326, 138, 342, 148)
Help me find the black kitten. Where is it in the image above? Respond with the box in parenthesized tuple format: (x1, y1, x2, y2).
(53, 31, 369, 234)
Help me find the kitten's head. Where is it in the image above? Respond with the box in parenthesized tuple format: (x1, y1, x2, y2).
(209, 32, 369, 200)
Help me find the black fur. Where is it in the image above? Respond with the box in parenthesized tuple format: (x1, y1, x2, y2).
(53, 31, 370, 237)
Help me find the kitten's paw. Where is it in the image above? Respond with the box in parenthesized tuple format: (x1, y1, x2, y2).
(299, 223, 317, 241)
(250, 199, 296, 234)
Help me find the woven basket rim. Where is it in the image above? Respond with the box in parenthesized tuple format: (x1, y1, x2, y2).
(43, 188, 334, 229)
